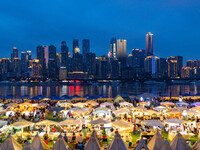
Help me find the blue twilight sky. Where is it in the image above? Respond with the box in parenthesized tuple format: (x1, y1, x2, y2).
(0, 0, 200, 62)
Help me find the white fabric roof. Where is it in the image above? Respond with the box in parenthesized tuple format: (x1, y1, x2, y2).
(108, 133, 128, 150)
(164, 118, 186, 124)
(89, 118, 110, 125)
(147, 131, 164, 150)
(170, 133, 190, 150)
(142, 120, 164, 127)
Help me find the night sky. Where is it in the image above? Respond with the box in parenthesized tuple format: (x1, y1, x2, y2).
(0, 0, 200, 62)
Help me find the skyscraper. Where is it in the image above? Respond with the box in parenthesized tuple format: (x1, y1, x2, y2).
(48, 45, 57, 80)
(60, 41, 68, 68)
(82, 39, 90, 63)
(73, 39, 79, 55)
(175, 56, 183, 77)
(110, 38, 117, 59)
(117, 39, 127, 67)
(11, 47, 18, 60)
(86, 52, 96, 78)
(167, 56, 177, 78)
(21, 52, 27, 73)
(146, 32, 153, 56)
(37, 45, 46, 78)
(44, 46, 48, 69)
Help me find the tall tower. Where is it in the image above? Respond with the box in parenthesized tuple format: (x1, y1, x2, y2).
(60, 41, 68, 68)
(117, 39, 126, 58)
(146, 32, 153, 56)
(110, 38, 117, 59)
(82, 39, 90, 63)
(73, 39, 79, 55)
(48, 45, 57, 79)
(37, 45, 46, 78)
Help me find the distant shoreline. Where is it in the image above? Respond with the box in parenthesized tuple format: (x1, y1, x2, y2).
(0, 79, 198, 86)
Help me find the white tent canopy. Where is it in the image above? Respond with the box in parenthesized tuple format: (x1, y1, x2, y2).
(52, 134, 68, 150)
(59, 119, 81, 126)
(89, 118, 110, 125)
(108, 133, 128, 150)
(147, 131, 164, 150)
(112, 120, 133, 128)
(84, 131, 101, 150)
(2, 135, 22, 150)
(170, 133, 190, 150)
(153, 106, 168, 111)
(142, 120, 164, 127)
(160, 140, 172, 150)
(31, 133, 50, 150)
(164, 118, 186, 124)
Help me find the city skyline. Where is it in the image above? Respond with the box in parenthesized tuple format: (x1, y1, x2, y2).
(0, 0, 200, 62)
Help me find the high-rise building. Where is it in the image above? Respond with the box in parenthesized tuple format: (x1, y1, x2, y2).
(48, 45, 57, 80)
(32, 59, 42, 78)
(1, 58, 11, 74)
(21, 52, 27, 73)
(86, 52, 96, 78)
(167, 56, 177, 78)
(82, 39, 90, 63)
(110, 38, 117, 59)
(181, 66, 194, 79)
(60, 41, 68, 68)
(186, 60, 193, 68)
(159, 58, 167, 77)
(146, 32, 153, 56)
(44, 46, 48, 69)
(73, 39, 79, 55)
(194, 59, 200, 68)
(99, 56, 108, 79)
(37, 45, 46, 78)
(72, 52, 83, 72)
(175, 56, 183, 77)
(110, 59, 120, 79)
(117, 39, 126, 58)
(145, 56, 160, 75)
(13, 58, 21, 77)
(117, 39, 127, 67)
(11, 47, 18, 60)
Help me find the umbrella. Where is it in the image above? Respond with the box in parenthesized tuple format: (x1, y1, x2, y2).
(0, 96, 4, 99)
(60, 95, 72, 100)
(5, 95, 15, 99)
(31, 96, 41, 100)
(21, 95, 31, 99)
(96, 95, 106, 98)
(137, 93, 160, 98)
(72, 94, 81, 98)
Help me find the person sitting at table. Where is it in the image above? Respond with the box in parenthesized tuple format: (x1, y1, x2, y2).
(43, 131, 49, 144)
(64, 133, 68, 143)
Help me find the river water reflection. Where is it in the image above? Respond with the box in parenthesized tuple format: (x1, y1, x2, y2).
(0, 82, 199, 97)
